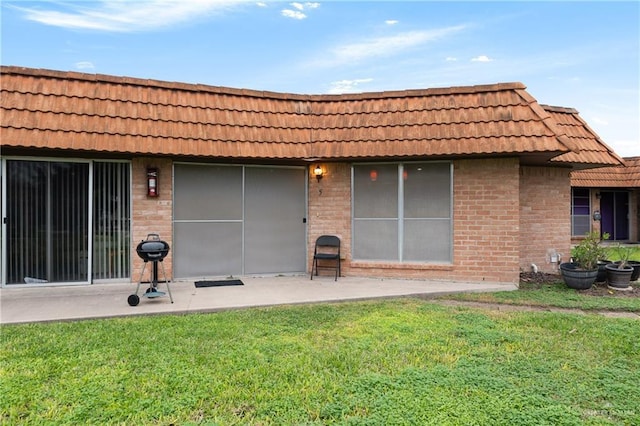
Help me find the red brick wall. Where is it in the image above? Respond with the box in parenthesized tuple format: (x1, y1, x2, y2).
(519, 166, 571, 273)
(307, 163, 352, 271)
(452, 158, 520, 283)
(131, 158, 173, 281)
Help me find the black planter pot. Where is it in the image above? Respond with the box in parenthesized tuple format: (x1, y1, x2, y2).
(596, 260, 612, 282)
(627, 261, 640, 282)
(560, 262, 598, 290)
(605, 263, 634, 289)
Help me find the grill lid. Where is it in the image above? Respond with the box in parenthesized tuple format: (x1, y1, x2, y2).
(136, 234, 170, 262)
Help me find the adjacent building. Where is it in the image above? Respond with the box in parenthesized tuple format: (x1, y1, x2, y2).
(571, 157, 640, 243)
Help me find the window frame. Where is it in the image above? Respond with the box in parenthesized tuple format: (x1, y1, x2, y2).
(571, 187, 591, 237)
(351, 161, 453, 263)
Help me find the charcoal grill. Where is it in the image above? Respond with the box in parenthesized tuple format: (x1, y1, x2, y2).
(128, 234, 173, 306)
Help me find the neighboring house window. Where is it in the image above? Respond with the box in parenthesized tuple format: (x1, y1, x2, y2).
(352, 162, 452, 263)
(571, 188, 591, 237)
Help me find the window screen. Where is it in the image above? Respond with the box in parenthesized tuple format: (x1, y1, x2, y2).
(571, 188, 591, 237)
(353, 162, 452, 263)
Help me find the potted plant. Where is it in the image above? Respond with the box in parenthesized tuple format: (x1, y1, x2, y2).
(605, 244, 635, 290)
(625, 249, 640, 282)
(629, 260, 640, 282)
(560, 231, 609, 290)
(596, 259, 613, 283)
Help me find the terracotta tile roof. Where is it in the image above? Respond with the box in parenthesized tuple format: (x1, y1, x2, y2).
(542, 105, 624, 168)
(571, 156, 640, 187)
(0, 66, 621, 166)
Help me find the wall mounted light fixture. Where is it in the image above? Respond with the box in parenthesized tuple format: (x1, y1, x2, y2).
(314, 165, 323, 181)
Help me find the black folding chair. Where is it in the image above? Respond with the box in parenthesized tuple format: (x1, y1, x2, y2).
(310, 235, 341, 281)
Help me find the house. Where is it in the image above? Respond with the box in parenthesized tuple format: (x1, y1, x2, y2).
(0, 66, 624, 287)
(571, 156, 640, 243)
(541, 105, 639, 243)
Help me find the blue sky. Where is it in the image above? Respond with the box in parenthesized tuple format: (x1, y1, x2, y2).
(2, 1, 638, 157)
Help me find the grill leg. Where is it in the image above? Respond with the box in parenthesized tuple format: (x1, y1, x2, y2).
(151, 261, 159, 289)
(160, 261, 173, 303)
(135, 262, 148, 295)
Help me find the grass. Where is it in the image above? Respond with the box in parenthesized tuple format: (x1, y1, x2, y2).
(443, 245, 640, 312)
(443, 280, 640, 312)
(1, 298, 639, 425)
(603, 245, 640, 263)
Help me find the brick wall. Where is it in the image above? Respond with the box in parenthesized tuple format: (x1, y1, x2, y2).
(307, 163, 352, 273)
(452, 158, 520, 283)
(519, 166, 571, 273)
(131, 158, 173, 281)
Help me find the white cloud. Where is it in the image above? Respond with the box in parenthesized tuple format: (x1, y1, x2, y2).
(281, 9, 306, 19)
(385, 20, 399, 25)
(314, 25, 466, 68)
(9, 0, 247, 32)
(445, 56, 458, 61)
(471, 55, 493, 62)
(282, 2, 320, 20)
(328, 78, 374, 94)
(75, 61, 95, 70)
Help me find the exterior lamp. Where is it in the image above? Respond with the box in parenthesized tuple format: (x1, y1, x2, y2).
(314, 165, 324, 181)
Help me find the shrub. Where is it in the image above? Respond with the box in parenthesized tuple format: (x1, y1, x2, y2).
(571, 231, 609, 270)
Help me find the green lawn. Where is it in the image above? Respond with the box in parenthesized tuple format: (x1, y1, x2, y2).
(443, 280, 640, 312)
(603, 245, 640, 263)
(444, 246, 640, 312)
(2, 298, 639, 425)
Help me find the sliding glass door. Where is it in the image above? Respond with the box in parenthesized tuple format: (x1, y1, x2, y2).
(92, 162, 131, 280)
(2, 159, 131, 285)
(5, 160, 89, 284)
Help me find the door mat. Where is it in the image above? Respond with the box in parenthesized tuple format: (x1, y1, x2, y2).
(194, 279, 244, 288)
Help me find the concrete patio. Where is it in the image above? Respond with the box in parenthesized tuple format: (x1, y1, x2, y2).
(0, 275, 517, 324)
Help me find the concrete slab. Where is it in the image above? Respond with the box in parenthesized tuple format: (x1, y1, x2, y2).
(0, 275, 517, 324)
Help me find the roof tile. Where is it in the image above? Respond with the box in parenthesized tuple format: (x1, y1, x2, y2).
(0, 66, 622, 166)
(571, 157, 640, 187)
(543, 105, 624, 167)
